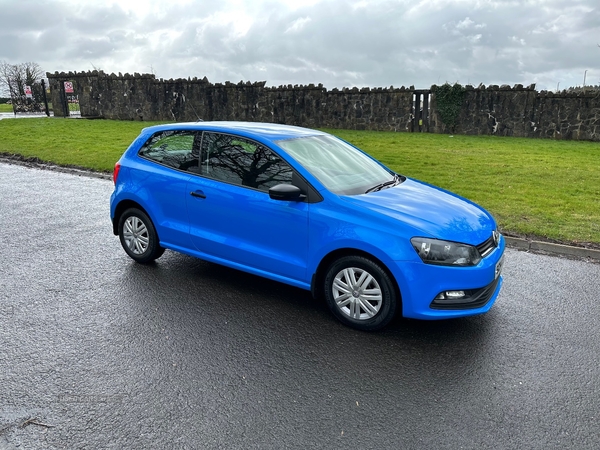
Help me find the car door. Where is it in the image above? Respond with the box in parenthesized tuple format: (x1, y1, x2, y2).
(185, 131, 309, 283)
(136, 129, 200, 248)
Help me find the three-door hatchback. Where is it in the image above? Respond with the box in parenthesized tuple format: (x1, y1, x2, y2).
(110, 121, 505, 330)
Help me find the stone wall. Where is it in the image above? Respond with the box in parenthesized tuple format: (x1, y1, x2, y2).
(47, 71, 600, 141)
(46, 71, 415, 132)
(429, 83, 600, 141)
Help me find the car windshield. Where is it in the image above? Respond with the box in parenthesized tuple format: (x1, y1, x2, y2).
(277, 135, 397, 195)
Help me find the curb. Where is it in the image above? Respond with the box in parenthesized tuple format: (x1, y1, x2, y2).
(504, 236, 600, 261)
(0, 155, 112, 180)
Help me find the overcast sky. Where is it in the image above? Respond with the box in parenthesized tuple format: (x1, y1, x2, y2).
(1, 0, 599, 91)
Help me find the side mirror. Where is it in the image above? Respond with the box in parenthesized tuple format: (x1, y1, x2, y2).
(268, 184, 305, 201)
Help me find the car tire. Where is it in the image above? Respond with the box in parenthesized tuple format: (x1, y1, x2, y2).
(118, 208, 165, 263)
(323, 256, 397, 331)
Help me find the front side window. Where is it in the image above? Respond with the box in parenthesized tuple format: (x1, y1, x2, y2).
(200, 132, 293, 191)
(139, 130, 199, 172)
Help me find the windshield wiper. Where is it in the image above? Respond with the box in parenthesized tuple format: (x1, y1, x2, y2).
(365, 174, 399, 194)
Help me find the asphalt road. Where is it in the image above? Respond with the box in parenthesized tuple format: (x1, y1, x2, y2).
(1, 162, 599, 450)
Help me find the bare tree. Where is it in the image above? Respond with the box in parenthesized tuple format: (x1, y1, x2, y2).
(0, 61, 46, 111)
(0, 61, 45, 99)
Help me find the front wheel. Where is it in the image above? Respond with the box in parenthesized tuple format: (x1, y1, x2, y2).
(323, 256, 398, 331)
(118, 208, 165, 263)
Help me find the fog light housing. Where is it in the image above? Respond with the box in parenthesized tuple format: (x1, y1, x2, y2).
(433, 290, 469, 304)
(435, 291, 466, 300)
(430, 278, 501, 310)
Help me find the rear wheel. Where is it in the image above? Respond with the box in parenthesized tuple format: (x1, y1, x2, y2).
(118, 208, 164, 263)
(323, 256, 397, 331)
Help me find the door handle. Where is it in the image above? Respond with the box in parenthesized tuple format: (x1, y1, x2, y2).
(190, 190, 206, 199)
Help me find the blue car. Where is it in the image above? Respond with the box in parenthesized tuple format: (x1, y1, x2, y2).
(110, 122, 505, 331)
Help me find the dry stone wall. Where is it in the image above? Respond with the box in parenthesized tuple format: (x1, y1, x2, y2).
(429, 83, 600, 141)
(46, 71, 415, 132)
(47, 71, 600, 141)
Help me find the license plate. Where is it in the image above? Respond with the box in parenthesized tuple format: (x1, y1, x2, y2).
(495, 254, 505, 279)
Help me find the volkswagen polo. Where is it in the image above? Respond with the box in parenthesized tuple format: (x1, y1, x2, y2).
(110, 122, 505, 331)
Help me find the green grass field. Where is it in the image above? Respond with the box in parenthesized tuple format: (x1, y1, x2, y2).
(1, 117, 599, 246)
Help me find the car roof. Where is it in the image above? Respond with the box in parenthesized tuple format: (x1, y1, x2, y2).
(140, 121, 327, 142)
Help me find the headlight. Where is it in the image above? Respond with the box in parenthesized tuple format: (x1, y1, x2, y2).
(411, 237, 482, 266)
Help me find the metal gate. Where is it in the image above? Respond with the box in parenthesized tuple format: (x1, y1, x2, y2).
(60, 81, 81, 117)
(8, 80, 50, 116)
(411, 90, 430, 132)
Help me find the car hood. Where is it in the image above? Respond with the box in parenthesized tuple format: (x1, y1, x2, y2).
(340, 178, 495, 245)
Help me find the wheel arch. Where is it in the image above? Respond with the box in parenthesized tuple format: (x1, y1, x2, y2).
(112, 200, 153, 236)
(311, 248, 402, 308)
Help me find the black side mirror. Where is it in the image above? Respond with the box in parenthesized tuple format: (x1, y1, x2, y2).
(268, 184, 305, 201)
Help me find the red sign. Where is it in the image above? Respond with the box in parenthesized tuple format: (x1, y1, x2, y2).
(25, 86, 33, 98)
(64, 81, 74, 93)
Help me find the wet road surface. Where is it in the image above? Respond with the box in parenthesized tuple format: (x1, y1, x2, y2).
(1, 162, 599, 449)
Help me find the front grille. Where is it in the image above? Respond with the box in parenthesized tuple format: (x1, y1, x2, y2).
(477, 232, 497, 257)
(430, 277, 500, 310)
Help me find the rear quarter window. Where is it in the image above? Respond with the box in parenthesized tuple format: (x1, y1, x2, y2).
(139, 130, 200, 172)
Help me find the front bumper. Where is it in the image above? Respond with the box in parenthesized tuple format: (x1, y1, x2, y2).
(391, 237, 505, 320)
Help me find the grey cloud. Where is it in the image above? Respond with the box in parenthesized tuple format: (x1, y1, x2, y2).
(0, 0, 66, 33)
(62, 5, 133, 34)
(0, 0, 598, 90)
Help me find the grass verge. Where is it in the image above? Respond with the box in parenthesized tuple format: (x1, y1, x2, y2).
(0, 118, 164, 171)
(0, 118, 598, 246)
